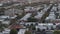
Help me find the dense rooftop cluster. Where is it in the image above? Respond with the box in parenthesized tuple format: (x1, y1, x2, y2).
(0, 0, 60, 34)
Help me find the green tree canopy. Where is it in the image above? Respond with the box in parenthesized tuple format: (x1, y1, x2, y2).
(28, 17, 37, 22)
(25, 30, 31, 34)
(16, 14, 24, 19)
(53, 30, 60, 34)
(10, 29, 18, 34)
(32, 26, 36, 30)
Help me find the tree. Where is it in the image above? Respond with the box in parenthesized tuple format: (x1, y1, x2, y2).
(21, 6, 26, 15)
(15, 13, 25, 19)
(0, 21, 2, 26)
(0, 8, 5, 11)
(28, 17, 37, 22)
(0, 21, 4, 32)
(32, 26, 36, 30)
(26, 24, 29, 27)
(25, 30, 31, 34)
(10, 18, 17, 25)
(10, 29, 18, 34)
(53, 30, 60, 34)
(16, 14, 22, 19)
(0, 8, 5, 15)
